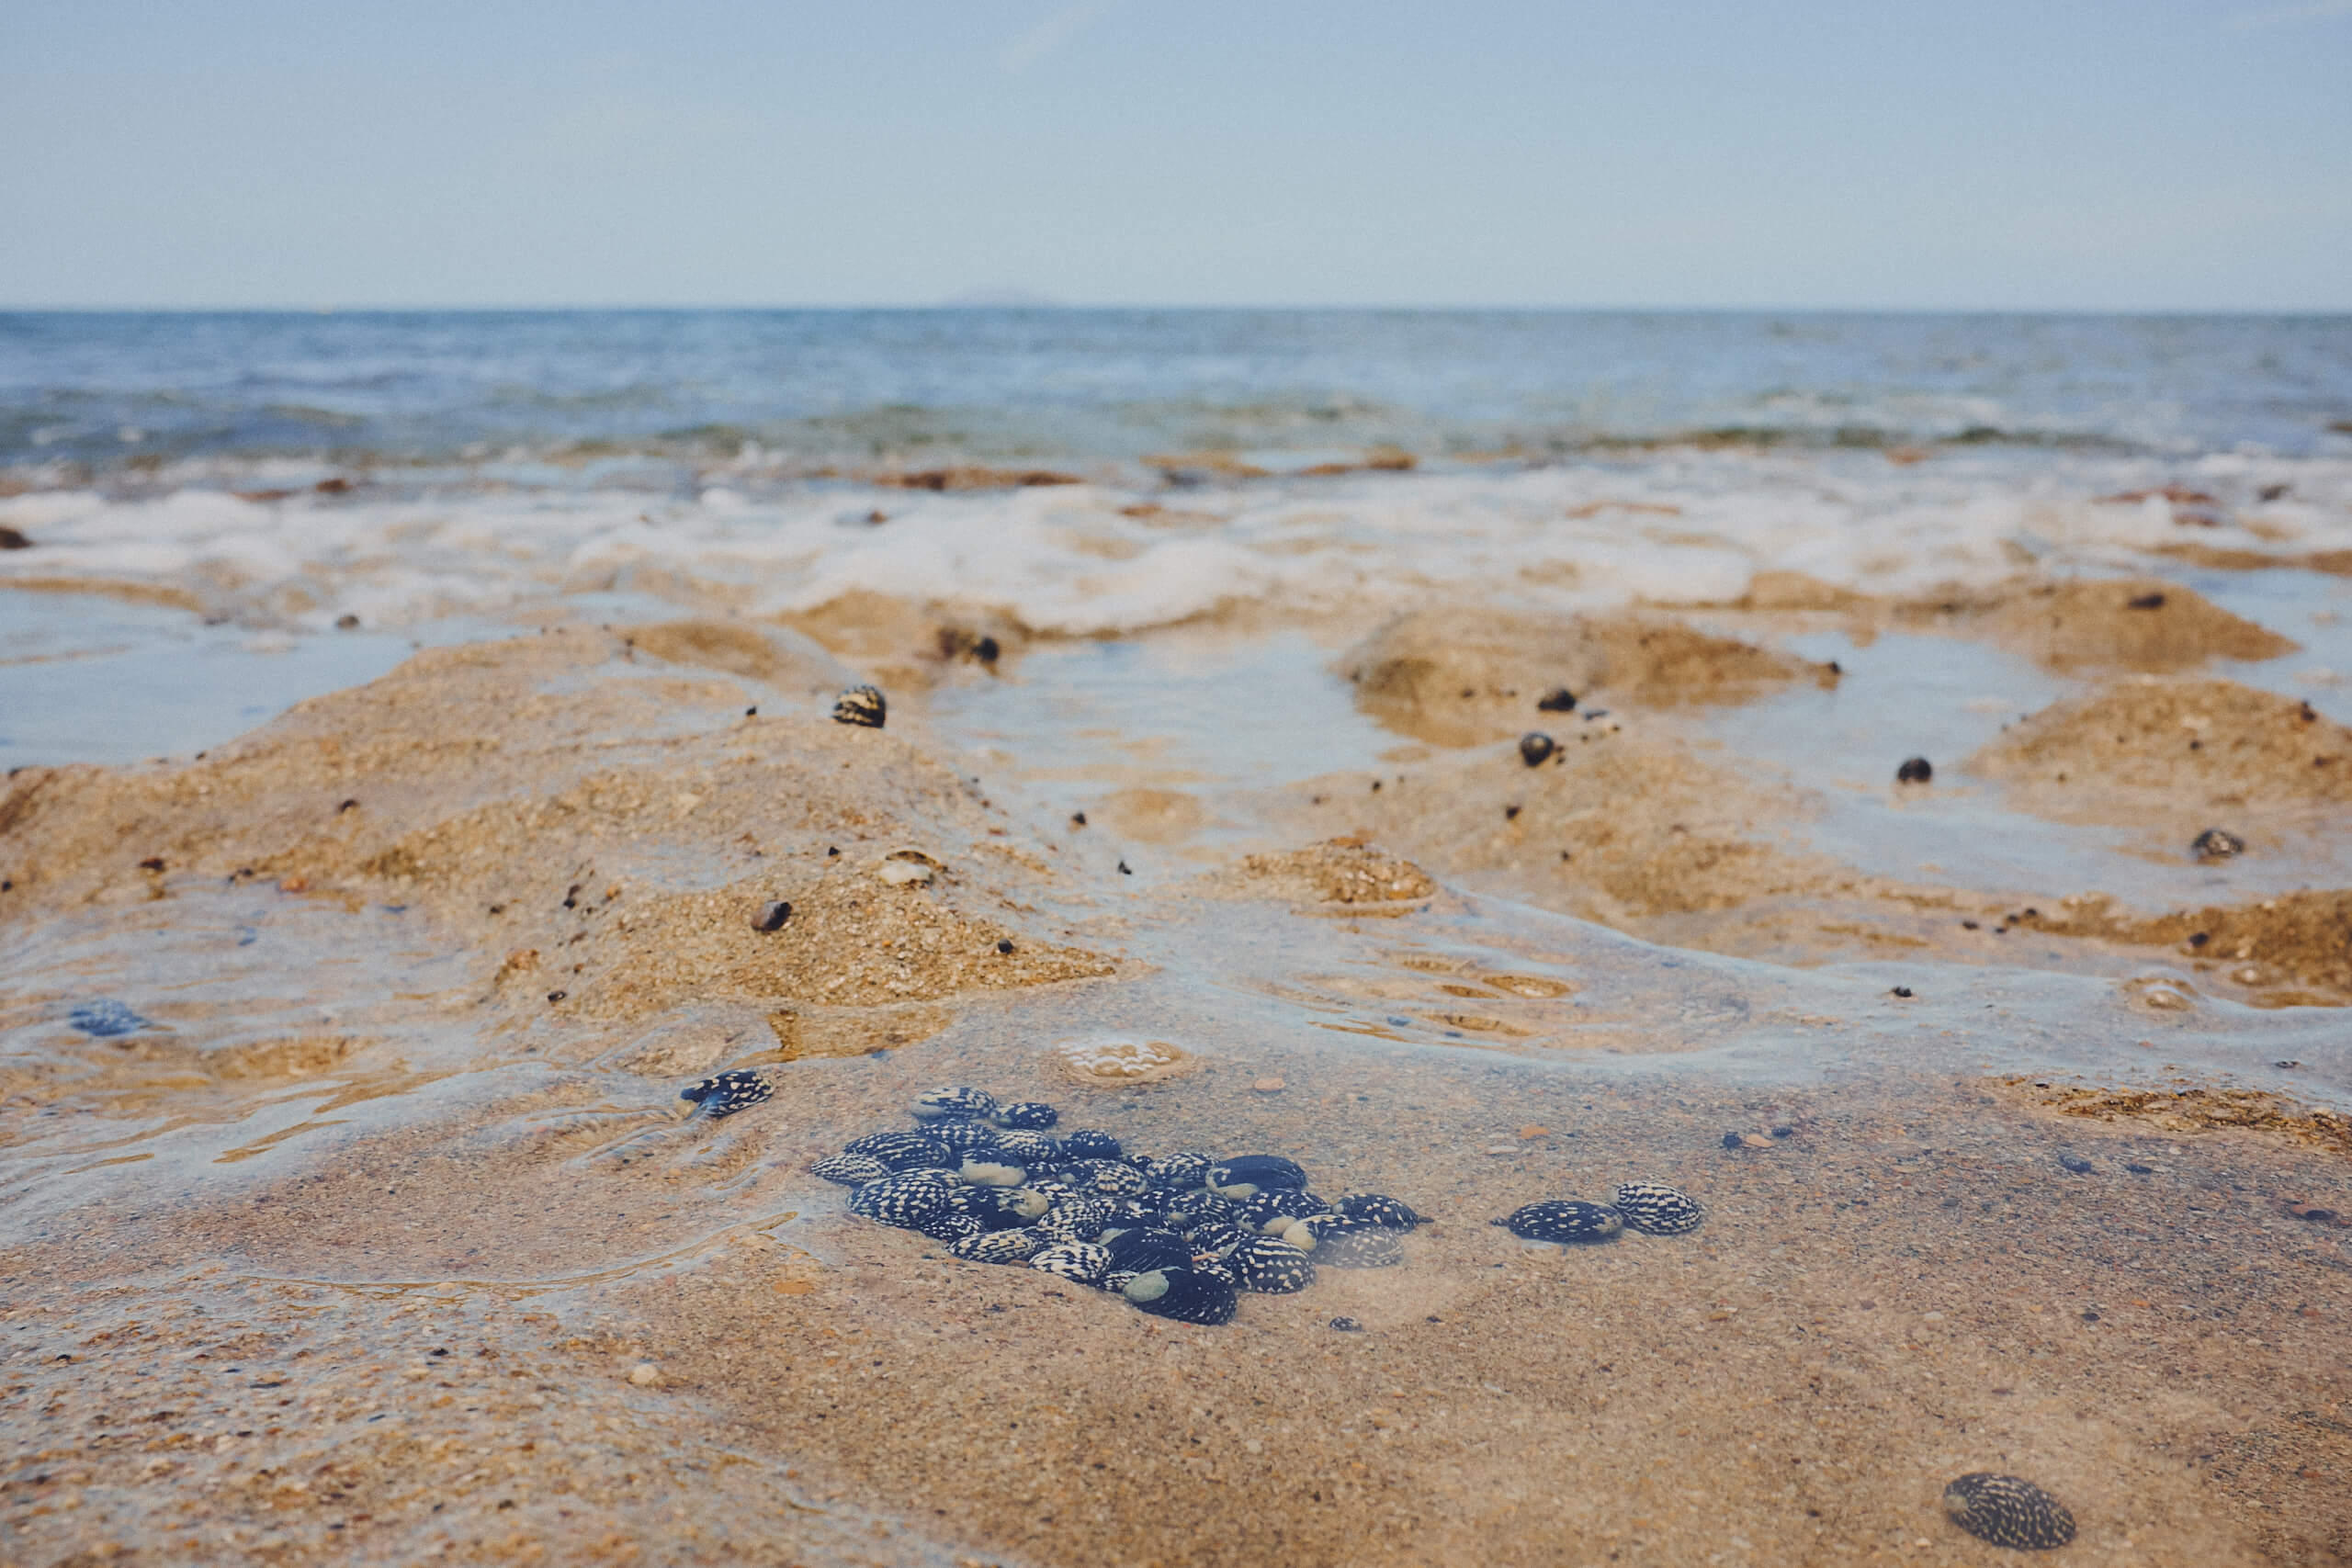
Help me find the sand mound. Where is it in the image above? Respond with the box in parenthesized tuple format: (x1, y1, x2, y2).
(776, 588, 1026, 689)
(1217, 840, 1436, 907)
(2013, 889, 2352, 1005)
(0, 627, 1113, 1027)
(621, 617, 858, 695)
(1341, 607, 1833, 746)
(1902, 577, 2294, 672)
(1968, 678, 2352, 818)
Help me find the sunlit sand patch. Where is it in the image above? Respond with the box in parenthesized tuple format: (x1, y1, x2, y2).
(1050, 1036, 1196, 1086)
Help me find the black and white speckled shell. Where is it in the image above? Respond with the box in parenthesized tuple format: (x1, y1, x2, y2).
(1122, 1268, 1238, 1325)
(1331, 1193, 1428, 1229)
(911, 1086, 996, 1122)
(848, 1171, 958, 1228)
(1029, 1241, 1113, 1285)
(1182, 1221, 1247, 1257)
(1142, 1151, 1214, 1191)
(1036, 1196, 1118, 1244)
(1941, 1473, 2076, 1551)
(928, 1119, 1004, 1154)
(678, 1070, 774, 1119)
(842, 1131, 955, 1171)
(1109, 1195, 1169, 1225)
(1206, 1155, 1308, 1197)
(1160, 1191, 1238, 1231)
(1230, 1234, 1317, 1292)
(1495, 1200, 1623, 1244)
(1058, 1158, 1151, 1197)
(1104, 1228, 1196, 1275)
(950, 1227, 1046, 1265)
(1058, 1129, 1124, 1160)
(833, 684, 888, 728)
(947, 1185, 1051, 1229)
(1101, 1269, 1140, 1294)
(990, 1130, 1062, 1165)
(918, 1213, 984, 1245)
(993, 1100, 1060, 1130)
(955, 1157, 1029, 1188)
(1239, 1189, 1330, 1229)
(811, 1153, 892, 1186)
(1611, 1182, 1704, 1235)
(1192, 1255, 1241, 1287)
(1283, 1215, 1406, 1267)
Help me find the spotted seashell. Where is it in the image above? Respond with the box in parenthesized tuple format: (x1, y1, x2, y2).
(1030, 1241, 1113, 1286)
(1059, 1129, 1123, 1160)
(1240, 1190, 1330, 1229)
(1206, 1155, 1308, 1198)
(950, 1227, 1046, 1265)
(1104, 1228, 1195, 1275)
(843, 1131, 954, 1171)
(1183, 1221, 1247, 1258)
(833, 683, 888, 728)
(1122, 1268, 1238, 1325)
(1230, 1234, 1317, 1292)
(1941, 1474, 2075, 1551)
(2190, 827, 2245, 862)
(1110, 1196, 1168, 1225)
(928, 1119, 1003, 1154)
(1036, 1195, 1118, 1244)
(918, 1213, 984, 1245)
(1161, 1191, 1238, 1231)
(911, 1086, 996, 1122)
(1061, 1158, 1151, 1197)
(1519, 731, 1556, 767)
(956, 1158, 1029, 1188)
(1143, 1151, 1214, 1191)
(1305, 1226, 1404, 1268)
(1192, 1255, 1241, 1287)
(1611, 1182, 1703, 1235)
(948, 1185, 1051, 1229)
(848, 1170, 957, 1228)
(810, 1153, 892, 1186)
(1102, 1269, 1140, 1294)
(991, 1130, 1062, 1164)
(1495, 1200, 1623, 1245)
(678, 1069, 774, 1119)
(994, 1100, 1060, 1130)
(1330, 1193, 1428, 1229)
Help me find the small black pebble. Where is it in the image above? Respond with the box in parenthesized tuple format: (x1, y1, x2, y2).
(2276, 1059, 2302, 1069)
(996, 939, 1014, 954)
(1536, 688, 1577, 713)
(336, 798, 358, 813)
(974, 635, 1001, 663)
(2188, 931, 2210, 947)
(546, 990, 567, 1002)
(1722, 1132, 1744, 1149)
(1895, 756, 1933, 784)
(1770, 1125, 1794, 1138)
(752, 899, 792, 932)
(1071, 812, 1087, 827)
(1329, 1316, 1363, 1332)
(1891, 986, 1914, 998)
(139, 856, 165, 872)
(1117, 861, 1132, 874)
(1503, 804, 1521, 820)
(2125, 1163, 2154, 1174)
(744, 705, 757, 716)
(2058, 1154, 2093, 1174)
(1961, 919, 1979, 930)
(1519, 733, 1556, 768)
(828, 846, 840, 857)
(2127, 592, 2166, 610)
(2080, 1310, 2099, 1321)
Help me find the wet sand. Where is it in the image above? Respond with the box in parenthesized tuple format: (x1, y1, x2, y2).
(5, 570, 2351, 1567)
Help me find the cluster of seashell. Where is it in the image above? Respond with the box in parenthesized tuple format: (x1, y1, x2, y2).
(813, 1086, 1430, 1326)
(1493, 1181, 1704, 1244)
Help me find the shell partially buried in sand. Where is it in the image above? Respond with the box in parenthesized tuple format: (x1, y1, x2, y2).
(1051, 1037, 1197, 1086)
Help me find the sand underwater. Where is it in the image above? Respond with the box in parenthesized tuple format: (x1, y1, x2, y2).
(5, 434, 2352, 1564)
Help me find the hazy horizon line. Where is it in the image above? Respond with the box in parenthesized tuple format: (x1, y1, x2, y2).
(6, 301, 2352, 319)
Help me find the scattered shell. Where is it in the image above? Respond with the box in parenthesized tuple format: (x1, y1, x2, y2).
(929, 1120, 1003, 1153)
(992, 1129, 1063, 1164)
(1610, 1182, 1703, 1235)
(956, 1158, 1029, 1187)
(918, 1213, 984, 1245)
(1123, 1268, 1238, 1325)
(1059, 1129, 1125, 1160)
(810, 1153, 892, 1186)
(750, 899, 792, 932)
(678, 1069, 775, 1120)
(1240, 1189, 1330, 1229)
(1145, 1152, 1215, 1192)
(912, 1086, 997, 1122)
(842, 1130, 954, 1170)
(1331, 1193, 1428, 1229)
(1896, 756, 1933, 784)
(1252, 1077, 1286, 1093)
(1494, 1200, 1623, 1245)
(950, 1228, 1047, 1265)
(1206, 1155, 1309, 1197)
(1052, 1037, 1195, 1086)
(832, 684, 887, 728)
(994, 1100, 1060, 1129)
(1329, 1316, 1363, 1332)
(877, 859, 935, 887)
(848, 1170, 957, 1228)
(1030, 1241, 1114, 1286)
(2190, 827, 2245, 861)
(1537, 688, 1577, 713)
(1104, 1229, 1195, 1275)
(67, 999, 148, 1038)
(1941, 1473, 2076, 1551)
(947, 1185, 1051, 1229)
(1287, 1217, 1406, 1267)
(1519, 732, 1557, 767)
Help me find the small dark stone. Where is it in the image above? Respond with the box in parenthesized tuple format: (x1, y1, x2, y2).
(1892, 986, 1915, 998)
(2080, 1310, 2099, 1321)
(546, 990, 567, 1003)
(2125, 1163, 2154, 1174)
(334, 613, 360, 629)
(2189, 827, 2245, 861)
(995, 939, 1014, 954)
(68, 1000, 149, 1038)
(0, 526, 32, 550)
(974, 635, 1001, 663)
(1722, 1132, 1745, 1149)
(1328, 1316, 1363, 1332)
(2276, 1059, 2302, 1069)
(751, 899, 792, 932)
(2188, 931, 2210, 947)
(2057, 1154, 2093, 1174)
(139, 856, 165, 872)
(1770, 1125, 1794, 1138)
(1070, 812, 1087, 827)
(1519, 733, 1557, 768)
(336, 798, 359, 813)
(1536, 688, 1577, 713)
(743, 705, 756, 716)
(832, 684, 887, 728)
(1117, 860, 1132, 874)
(2127, 592, 2166, 610)
(1941, 1472, 2075, 1551)
(1895, 756, 1933, 784)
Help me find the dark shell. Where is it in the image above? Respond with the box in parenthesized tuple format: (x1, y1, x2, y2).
(1331, 1193, 1428, 1229)
(911, 1086, 996, 1122)
(67, 999, 148, 1037)
(1143, 1151, 1215, 1191)
(2190, 827, 2245, 861)
(1029, 1241, 1113, 1285)
(1104, 1228, 1196, 1275)
(1942, 1473, 2076, 1551)
(1192, 1255, 1241, 1287)
(848, 1171, 957, 1228)
(950, 1227, 1046, 1265)
(1495, 1200, 1623, 1245)
(810, 1153, 892, 1186)
(1059, 1129, 1124, 1160)
(842, 1131, 954, 1171)
(1519, 732, 1556, 767)
(1610, 1182, 1704, 1235)
(1101, 1269, 1141, 1295)
(1036, 1196, 1118, 1244)
(1230, 1235, 1317, 1292)
(833, 684, 888, 728)
(1290, 1219, 1405, 1268)
(1240, 1189, 1331, 1229)
(678, 1069, 774, 1119)
(1160, 1191, 1239, 1231)
(948, 1185, 1051, 1229)
(918, 1213, 984, 1245)
(1537, 687, 1577, 713)
(1206, 1155, 1309, 1197)
(1896, 755, 1933, 784)
(928, 1119, 1003, 1154)
(993, 1100, 1060, 1130)
(1109, 1195, 1169, 1225)
(1058, 1158, 1151, 1197)
(991, 1130, 1063, 1165)
(1123, 1269, 1239, 1325)
(1183, 1221, 1247, 1257)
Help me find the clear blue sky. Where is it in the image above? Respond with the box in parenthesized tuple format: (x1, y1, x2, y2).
(4, 1, 2346, 310)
